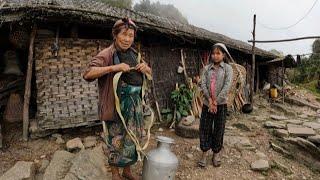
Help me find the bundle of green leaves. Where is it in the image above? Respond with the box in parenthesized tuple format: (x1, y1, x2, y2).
(170, 84, 194, 121)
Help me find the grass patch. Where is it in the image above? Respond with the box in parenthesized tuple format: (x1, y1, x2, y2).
(297, 80, 320, 97)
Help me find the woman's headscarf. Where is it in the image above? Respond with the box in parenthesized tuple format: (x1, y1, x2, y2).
(112, 18, 137, 39)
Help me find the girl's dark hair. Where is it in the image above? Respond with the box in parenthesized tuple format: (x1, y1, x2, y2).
(210, 45, 230, 63)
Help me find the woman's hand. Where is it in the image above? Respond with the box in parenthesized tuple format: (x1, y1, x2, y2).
(115, 63, 131, 72)
(135, 62, 151, 75)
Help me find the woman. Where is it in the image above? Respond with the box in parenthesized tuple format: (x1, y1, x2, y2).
(83, 18, 152, 180)
(198, 43, 233, 167)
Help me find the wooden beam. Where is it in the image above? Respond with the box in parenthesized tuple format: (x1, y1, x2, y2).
(23, 24, 37, 141)
(248, 36, 320, 43)
(250, 14, 256, 103)
(256, 62, 259, 93)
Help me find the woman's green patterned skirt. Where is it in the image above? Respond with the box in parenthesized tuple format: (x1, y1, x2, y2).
(105, 83, 144, 167)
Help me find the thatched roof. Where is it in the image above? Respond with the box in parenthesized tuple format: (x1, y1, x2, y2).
(0, 0, 277, 59)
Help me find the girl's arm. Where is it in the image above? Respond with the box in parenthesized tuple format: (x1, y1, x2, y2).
(200, 66, 211, 103)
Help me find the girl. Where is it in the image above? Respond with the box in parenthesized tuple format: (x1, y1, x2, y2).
(198, 43, 233, 167)
(83, 18, 152, 180)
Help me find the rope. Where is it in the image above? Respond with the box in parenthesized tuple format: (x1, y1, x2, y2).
(257, 0, 318, 30)
(112, 53, 154, 161)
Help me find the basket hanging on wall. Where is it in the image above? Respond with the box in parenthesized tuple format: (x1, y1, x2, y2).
(4, 93, 23, 123)
(3, 50, 23, 76)
(9, 25, 30, 50)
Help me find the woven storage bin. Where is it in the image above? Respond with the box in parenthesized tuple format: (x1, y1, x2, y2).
(4, 93, 23, 123)
(35, 38, 111, 130)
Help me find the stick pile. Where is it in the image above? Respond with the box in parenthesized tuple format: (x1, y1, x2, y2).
(227, 63, 247, 112)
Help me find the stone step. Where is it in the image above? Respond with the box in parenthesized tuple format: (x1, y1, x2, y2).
(285, 96, 320, 111)
(0, 161, 35, 180)
(287, 127, 316, 137)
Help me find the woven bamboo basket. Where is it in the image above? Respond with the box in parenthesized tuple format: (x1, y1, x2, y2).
(227, 63, 247, 112)
(9, 27, 30, 49)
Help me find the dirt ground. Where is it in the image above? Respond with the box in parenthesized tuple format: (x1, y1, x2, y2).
(1, 91, 320, 179)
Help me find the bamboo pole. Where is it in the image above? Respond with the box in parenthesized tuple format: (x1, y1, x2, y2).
(256, 62, 259, 93)
(250, 14, 256, 103)
(23, 24, 37, 141)
(282, 60, 285, 104)
(248, 36, 320, 43)
(180, 49, 190, 87)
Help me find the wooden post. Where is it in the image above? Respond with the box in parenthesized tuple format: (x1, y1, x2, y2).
(250, 14, 256, 103)
(54, 26, 60, 57)
(282, 60, 285, 104)
(256, 62, 259, 93)
(23, 24, 37, 141)
(180, 49, 190, 87)
(0, 123, 2, 148)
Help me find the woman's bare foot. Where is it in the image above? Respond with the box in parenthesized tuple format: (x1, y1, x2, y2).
(111, 166, 122, 180)
(123, 166, 139, 180)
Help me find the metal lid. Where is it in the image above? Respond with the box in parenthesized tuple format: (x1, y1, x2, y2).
(156, 136, 175, 144)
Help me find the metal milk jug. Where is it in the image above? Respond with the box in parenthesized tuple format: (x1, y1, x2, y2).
(142, 136, 178, 180)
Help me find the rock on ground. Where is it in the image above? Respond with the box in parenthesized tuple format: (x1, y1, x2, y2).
(302, 122, 320, 130)
(64, 145, 110, 180)
(43, 150, 75, 180)
(270, 115, 288, 121)
(255, 151, 267, 159)
(307, 135, 320, 144)
(38, 159, 50, 173)
(0, 161, 35, 180)
(285, 120, 303, 125)
(284, 96, 320, 111)
(287, 127, 316, 137)
(285, 137, 320, 156)
(273, 129, 289, 138)
(224, 136, 255, 150)
(66, 138, 84, 151)
(56, 137, 65, 144)
(186, 153, 194, 160)
(251, 159, 269, 171)
(264, 121, 286, 129)
(271, 160, 292, 175)
(43, 146, 111, 180)
(271, 103, 296, 116)
(52, 133, 62, 139)
(83, 136, 97, 148)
